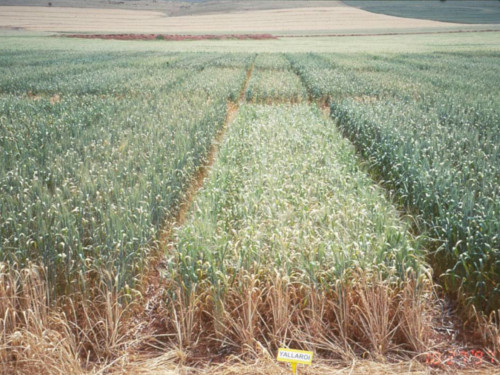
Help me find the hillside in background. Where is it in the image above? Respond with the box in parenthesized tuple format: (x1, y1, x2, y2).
(345, 1, 500, 24)
(2, 0, 500, 22)
(0, 0, 344, 15)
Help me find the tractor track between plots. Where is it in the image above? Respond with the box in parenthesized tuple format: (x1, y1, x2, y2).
(166, 58, 255, 234)
(136, 58, 256, 329)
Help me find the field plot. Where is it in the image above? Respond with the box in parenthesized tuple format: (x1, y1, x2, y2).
(167, 104, 427, 355)
(0, 50, 250, 295)
(245, 54, 308, 103)
(0, 4, 489, 34)
(1, 29, 500, 373)
(288, 52, 500, 312)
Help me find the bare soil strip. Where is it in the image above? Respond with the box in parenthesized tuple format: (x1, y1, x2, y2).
(170, 60, 254, 233)
(0, 5, 488, 34)
(138, 59, 256, 339)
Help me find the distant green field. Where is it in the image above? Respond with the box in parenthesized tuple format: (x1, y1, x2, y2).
(345, 0, 500, 24)
(2, 31, 500, 53)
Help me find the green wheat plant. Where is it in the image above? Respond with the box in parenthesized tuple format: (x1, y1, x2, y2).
(286, 51, 500, 312)
(0, 51, 248, 296)
(166, 104, 428, 354)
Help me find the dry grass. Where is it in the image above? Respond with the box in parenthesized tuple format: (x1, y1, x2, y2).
(0, 264, 82, 375)
(0, 5, 471, 34)
(149, 269, 439, 360)
(101, 266, 445, 374)
(472, 308, 500, 360)
(1, 258, 498, 375)
(0, 263, 140, 375)
(116, 355, 432, 375)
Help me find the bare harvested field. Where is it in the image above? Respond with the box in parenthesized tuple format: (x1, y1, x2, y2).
(0, 5, 489, 34)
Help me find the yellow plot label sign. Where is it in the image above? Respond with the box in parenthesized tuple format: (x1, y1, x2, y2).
(277, 348, 313, 374)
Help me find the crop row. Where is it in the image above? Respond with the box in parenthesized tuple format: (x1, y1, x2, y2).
(245, 54, 307, 103)
(288, 52, 500, 311)
(0, 51, 248, 295)
(167, 104, 424, 349)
